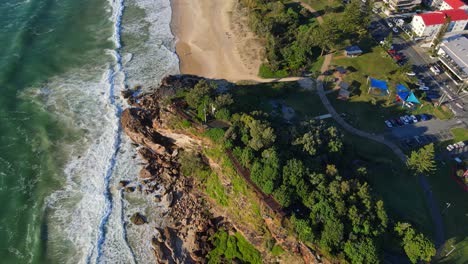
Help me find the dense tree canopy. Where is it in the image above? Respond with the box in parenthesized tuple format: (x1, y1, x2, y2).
(406, 143, 436, 175)
(395, 222, 436, 263)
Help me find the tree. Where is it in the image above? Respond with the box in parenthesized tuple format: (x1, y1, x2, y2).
(394, 222, 436, 263)
(383, 32, 393, 50)
(344, 238, 380, 264)
(185, 80, 216, 109)
(406, 143, 436, 175)
(397, 61, 413, 75)
(282, 159, 306, 186)
(430, 16, 451, 55)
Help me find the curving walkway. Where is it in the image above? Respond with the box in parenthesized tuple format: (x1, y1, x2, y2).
(314, 55, 445, 251)
(299, 3, 445, 248)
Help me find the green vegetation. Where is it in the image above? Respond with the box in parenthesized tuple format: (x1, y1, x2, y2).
(241, 0, 371, 77)
(407, 143, 436, 175)
(428, 161, 468, 264)
(179, 150, 229, 206)
(207, 230, 262, 264)
(328, 44, 452, 132)
(271, 244, 285, 256)
(172, 78, 439, 263)
(451, 128, 468, 142)
(395, 222, 436, 263)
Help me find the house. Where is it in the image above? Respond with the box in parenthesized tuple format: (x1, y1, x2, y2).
(344, 46, 363, 57)
(437, 36, 468, 81)
(411, 9, 468, 37)
(439, 0, 468, 10)
(388, 0, 422, 11)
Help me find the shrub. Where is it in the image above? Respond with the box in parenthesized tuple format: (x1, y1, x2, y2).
(258, 63, 289, 78)
(205, 128, 226, 143)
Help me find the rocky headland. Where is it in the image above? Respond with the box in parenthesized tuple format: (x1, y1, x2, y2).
(119, 75, 235, 263)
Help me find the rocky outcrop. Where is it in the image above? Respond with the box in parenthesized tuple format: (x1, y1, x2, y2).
(120, 76, 228, 263)
(130, 213, 147, 225)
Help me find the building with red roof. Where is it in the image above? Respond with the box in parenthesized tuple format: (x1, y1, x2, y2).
(411, 9, 468, 37)
(440, 0, 468, 10)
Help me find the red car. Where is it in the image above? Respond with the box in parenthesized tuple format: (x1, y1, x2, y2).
(393, 55, 402, 61)
(388, 49, 396, 54)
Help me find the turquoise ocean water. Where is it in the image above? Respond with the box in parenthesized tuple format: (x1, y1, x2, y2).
(0, 0, 178, 263)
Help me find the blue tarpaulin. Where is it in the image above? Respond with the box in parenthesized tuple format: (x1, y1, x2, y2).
(397, 91, 410, 100)
(396, 84, 408, 93)
(369, 78, 388, 90)
(406, 93, 420, 104)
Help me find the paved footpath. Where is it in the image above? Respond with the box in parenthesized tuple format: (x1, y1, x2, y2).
(314, 56, 445, 250)
(296, 0, 445, 251)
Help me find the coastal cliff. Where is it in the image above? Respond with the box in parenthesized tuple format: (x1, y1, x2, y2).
(119, 75, 319, 263)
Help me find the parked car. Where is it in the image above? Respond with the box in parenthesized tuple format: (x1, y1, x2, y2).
(447, 144, 454, 151)
(393, 55, 403, 61)
(394, 118, 403, 126)
(400, 116, 409, 124)
(420, 114, 432, 121)
(387, 22, 393, 27)
(388, 49, 396, 54)
(392, 27, 399, 33)
(406, 71, 416, 76)
(410, 115, 418, 123)
(404, 115, 413, 124)
(389, 119, 398, 126)
(385, 120, 393, 128)
(418, 86, 430, 91)
(430, 65, 441, 75)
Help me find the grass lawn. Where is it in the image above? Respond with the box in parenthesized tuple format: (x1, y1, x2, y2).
(339, 130, 435, 237)
(232, 81, 326, 119)
(428, 162, 468, 264)
(451, 128, 468, 142)
(327, 45, 453, 132)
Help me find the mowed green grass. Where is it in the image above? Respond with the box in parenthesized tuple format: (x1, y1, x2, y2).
(339, 130, 435, 236)
(430, 128, 468, 264)
(329, 45, 453, 132)
(430, 162, 468, 264)
(232, 81, 326, 119)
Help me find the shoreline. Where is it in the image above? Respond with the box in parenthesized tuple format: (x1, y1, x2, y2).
(170, 0, 264, 82)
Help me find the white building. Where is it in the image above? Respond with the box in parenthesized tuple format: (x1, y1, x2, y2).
(411, 9, 468, 37)
(438, 36, 468, 81)
(439, 0, 468, 10)
(388, 0, 422, 11)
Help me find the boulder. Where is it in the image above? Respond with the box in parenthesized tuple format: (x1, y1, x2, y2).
(130, 213, 147, 225)
(118, 180, 130, 188)
(139, 167, 154, 180)
(125, 186, 136, 193)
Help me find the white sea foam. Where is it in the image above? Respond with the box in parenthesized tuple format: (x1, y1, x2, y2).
(34, 0, 181, 262)
(121, 0, 179, 90)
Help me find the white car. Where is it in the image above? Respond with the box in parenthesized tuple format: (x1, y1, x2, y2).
(392, 27, 399, 33)
(410, 115, 418, 123)
(447, 145, 454, 151)
(400, 116, 409, 124)
(418, 86, 430, 91)
(406, 72, 416, 76)
(385, 120, 393, 128)
(387, 22, 393, 27)
(430, 65, 441, 75)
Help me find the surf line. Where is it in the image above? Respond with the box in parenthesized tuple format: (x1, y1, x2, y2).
(91, 0, 136, 263)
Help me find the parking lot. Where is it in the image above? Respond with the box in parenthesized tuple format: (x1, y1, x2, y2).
(384, 118, 466, 150)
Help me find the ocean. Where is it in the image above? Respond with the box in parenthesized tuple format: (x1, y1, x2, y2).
(0, 0, 178, 263)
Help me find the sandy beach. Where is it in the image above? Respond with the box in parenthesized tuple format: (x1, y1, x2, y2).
(171, 0, 265, 82)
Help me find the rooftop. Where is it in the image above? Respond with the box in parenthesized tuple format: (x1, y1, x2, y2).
(440, 36, 468, 78)
(443, 0, 467, 9)
(416, 9, 468, 26)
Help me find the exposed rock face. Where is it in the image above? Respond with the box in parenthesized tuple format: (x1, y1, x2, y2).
(130, 213, 147, 225)
(120, 76, 225, 263)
